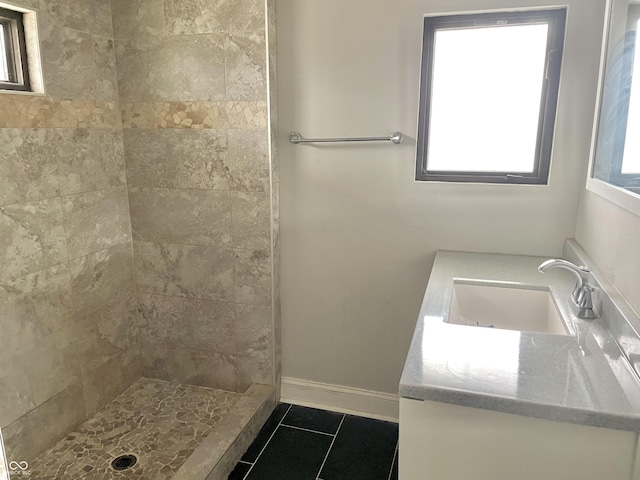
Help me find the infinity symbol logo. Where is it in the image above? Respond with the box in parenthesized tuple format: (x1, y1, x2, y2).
(9, 461, 28, 470)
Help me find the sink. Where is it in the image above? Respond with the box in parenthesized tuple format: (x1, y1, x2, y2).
(448, 283, 570, 335)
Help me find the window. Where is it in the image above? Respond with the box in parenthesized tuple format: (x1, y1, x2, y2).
(416, 9, 567, 184)
(0, 6, 30, 92)
(592, 3, 640, 192)
(618, 5, 640, 181)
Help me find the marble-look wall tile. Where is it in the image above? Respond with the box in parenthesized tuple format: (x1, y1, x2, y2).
(130, 188, 232, 246)
(232, 191, 270, 249)
(116, 34, 225, 102)
(235, 304, 272, 359)
(236, 356, 273, 392)
(40, 27, 97, 100)
(24, 326, 81, 406)
(111, 0, 165, 40)
(142, 343, 237, 391)
(0, 199, 67, 283)
(124, 129, 229, 189)
(0, 128, 126, 205)
(135, 242, 234, 301)
(225, 33, 267, 101)
(0, 129, 60, 207)
(164, 0, 264, 36)
(73, 300, 138, 375)
(81, 352, 142, 417)
(58, 129, 126, 195)
(227, 129, 269, 192)
(0, 0, 145, 460)
(93, 36, 119, 102)
(69, 243, 136, 321)
(163, 0, 219, 35)
(272, 181, 282, 394)
(138, 293, 235, 353)
(106, 0, 278, 399)
(0, 264, 72, 355)
(3, 383, 86, 464)
(234, 249, 272, 305)
(62, 187, 131, 259)
(0, 348, 36, 428)
(269, 12, 279, 388)
(36, 0, 113, 38)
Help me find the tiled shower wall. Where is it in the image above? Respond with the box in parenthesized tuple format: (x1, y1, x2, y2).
(0, 0, 278, 465)
(112, 0, 279, 393)
(0, 0, 140, 464)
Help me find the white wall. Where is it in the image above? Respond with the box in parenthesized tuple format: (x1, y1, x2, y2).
(277, 0, 606, 395)
(576, 191, 640, 315)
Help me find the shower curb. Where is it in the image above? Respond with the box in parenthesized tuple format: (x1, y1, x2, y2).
(171, 383, 276, 480)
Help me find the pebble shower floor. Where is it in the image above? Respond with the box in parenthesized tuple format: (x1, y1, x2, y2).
(27, 378, 243, 479)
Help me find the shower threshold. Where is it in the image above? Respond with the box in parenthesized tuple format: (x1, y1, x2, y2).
(26, 378, 275, 480)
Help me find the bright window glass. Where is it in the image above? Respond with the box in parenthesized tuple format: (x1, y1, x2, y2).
(427, 24, 549, 173)
(621, 19, 640, 174)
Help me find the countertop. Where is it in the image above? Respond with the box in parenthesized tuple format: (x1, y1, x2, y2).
(399, 249, 640, 432)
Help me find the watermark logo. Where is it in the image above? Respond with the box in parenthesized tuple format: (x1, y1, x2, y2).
(8, 461, 30, 476)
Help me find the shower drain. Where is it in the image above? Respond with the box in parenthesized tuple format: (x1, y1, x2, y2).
(111, 454, 138, 471)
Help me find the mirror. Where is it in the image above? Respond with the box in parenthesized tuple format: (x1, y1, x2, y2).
(590, 0, 640, 205)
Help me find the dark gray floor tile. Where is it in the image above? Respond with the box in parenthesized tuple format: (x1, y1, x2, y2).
(241, 403, 291, 462)
(228, 461, 252, 480)
(282, 405, 344, 434)
(245, 426, 333, 480)
(319, 415, 398, 480)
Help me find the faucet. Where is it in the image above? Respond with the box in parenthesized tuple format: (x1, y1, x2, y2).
(538, 259, 597, 320)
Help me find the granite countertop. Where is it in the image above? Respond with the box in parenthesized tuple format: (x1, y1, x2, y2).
(399, 249, 640, 432)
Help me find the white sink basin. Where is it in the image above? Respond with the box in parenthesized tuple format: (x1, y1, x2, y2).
(448, 283, 570, 335)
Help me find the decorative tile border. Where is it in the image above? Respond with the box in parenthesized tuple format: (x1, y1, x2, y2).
(122, 101, 268, 130)
(0, 96, 121, 129)
(0, 97, 268, 130)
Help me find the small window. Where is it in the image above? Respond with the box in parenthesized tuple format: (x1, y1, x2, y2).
(0, 6, 30, 92)
(416, 9, 567, 184)
(616, 5, 640, 182)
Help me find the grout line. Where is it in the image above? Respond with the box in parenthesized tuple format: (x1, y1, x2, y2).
(314, 414, 346, 480)
(279, 424, 335, 437)
(241, 404, 293, 480)
(387, 441, 399, 480)
(239, 460, 253, 465)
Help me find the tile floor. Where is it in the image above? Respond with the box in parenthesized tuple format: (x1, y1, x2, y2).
(228, 404, 399, 480)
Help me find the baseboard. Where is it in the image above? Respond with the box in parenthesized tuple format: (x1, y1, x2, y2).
(280, 377, 399, 423)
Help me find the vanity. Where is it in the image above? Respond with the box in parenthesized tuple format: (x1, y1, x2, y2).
(398, 241, 640, 480)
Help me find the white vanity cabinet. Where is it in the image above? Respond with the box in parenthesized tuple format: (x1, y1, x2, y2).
(399, 398, 640, 480)
(399, 249, 640, 480)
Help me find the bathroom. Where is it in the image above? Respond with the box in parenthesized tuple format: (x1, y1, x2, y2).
(0, 0, 639, 478)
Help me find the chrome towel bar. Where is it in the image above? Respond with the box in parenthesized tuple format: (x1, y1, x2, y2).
(290, 131, 404, 145)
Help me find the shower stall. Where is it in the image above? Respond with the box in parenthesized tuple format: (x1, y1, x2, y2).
(0, 0, 280, 478)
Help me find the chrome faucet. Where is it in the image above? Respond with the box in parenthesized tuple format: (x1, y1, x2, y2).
(538, 259, 597, 319)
